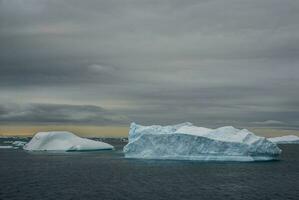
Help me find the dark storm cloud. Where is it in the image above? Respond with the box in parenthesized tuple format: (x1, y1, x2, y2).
(0, 103, 128, 125)
(0, 0, 298, 128)
(0, 61, 120, 86)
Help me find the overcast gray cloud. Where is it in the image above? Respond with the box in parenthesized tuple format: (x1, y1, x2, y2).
(0, 0, 298, 128)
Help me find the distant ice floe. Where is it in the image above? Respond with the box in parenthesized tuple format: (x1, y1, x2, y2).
(12, 141, 27, 147)
(0, 140, 27, 149)
(0, 145, 14, 149)
(123, 122, 282, 162)
(269, 135, 299, 144)
(23, 131, 114, 151)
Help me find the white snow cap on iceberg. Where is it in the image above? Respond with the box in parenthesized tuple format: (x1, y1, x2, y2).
(23, 131, 114, 151)
(268, 135, 299, 144)
(123, 122, 281, 161)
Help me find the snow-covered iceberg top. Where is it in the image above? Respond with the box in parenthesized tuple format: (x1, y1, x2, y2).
(123, 122, 281, 161)
(268, 135, 299, 144)
(24, 131, 114, 151)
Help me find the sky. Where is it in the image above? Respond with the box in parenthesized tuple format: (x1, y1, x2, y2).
(0, 0, 299, 136)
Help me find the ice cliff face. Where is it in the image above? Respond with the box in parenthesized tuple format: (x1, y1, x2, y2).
(123, 123, 281, 161)
(23, 131, 114, 151)
(269, 135, 299, 144)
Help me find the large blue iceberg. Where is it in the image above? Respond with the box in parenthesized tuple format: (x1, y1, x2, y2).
(123, 123, 281, 161)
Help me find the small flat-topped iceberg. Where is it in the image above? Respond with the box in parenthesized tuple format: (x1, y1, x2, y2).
(23, 131, 114, 151)
(123, 123, 281, 161)
(269, 135, 299, 144)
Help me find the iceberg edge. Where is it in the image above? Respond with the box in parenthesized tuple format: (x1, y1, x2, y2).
(269, 135, 299, 144)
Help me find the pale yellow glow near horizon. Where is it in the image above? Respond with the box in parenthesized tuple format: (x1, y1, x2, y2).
(0, 125, 129, 137)
(0, 125, 299, 138)
(250, 128, 299, 138)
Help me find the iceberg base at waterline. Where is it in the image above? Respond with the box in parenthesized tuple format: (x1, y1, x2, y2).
(23, 131, 114, 151)
(123, 123, 281, 162)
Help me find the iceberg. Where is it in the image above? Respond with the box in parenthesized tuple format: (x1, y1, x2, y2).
(269, 135, 299, 144)
(23, 131, 114, 151)
(123, 123, 281, 161)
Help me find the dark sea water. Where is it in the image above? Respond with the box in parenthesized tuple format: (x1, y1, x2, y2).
(0, 138, 298, 200)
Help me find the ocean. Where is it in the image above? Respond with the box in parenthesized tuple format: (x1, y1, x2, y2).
(0, 138, 298, 200)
